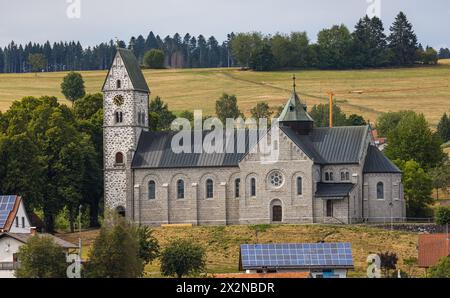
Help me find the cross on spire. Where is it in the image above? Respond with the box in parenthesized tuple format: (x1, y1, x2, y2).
(292, 74, 296, 92)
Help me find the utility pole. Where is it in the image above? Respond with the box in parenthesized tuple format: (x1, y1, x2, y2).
(328, 92, 334, 128)
(78, 205, 82, 261)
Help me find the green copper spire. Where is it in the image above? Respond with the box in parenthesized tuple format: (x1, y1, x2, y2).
(278, 76, 314, 123)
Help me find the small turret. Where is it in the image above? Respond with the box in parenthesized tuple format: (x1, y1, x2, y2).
(278, 75, 314, 135)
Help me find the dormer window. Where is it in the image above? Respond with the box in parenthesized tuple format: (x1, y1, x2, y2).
(116, 80, 121, 89)
(289, 105, 294, 111)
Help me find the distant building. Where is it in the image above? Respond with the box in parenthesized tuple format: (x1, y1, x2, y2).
(418, 234, 450, 269)
(370, 130, 387, 151)
(239, 243, 354, 278)
(0, 195, 77, 278)
(103, 48, 405, 226)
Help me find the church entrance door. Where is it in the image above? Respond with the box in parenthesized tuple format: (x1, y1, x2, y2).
(272, 205, 282, 222)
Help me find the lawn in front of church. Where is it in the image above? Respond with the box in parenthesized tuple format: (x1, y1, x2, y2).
(57, 224, 423, 278)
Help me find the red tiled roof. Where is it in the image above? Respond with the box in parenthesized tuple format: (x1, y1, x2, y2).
(418, 234, 450, 268)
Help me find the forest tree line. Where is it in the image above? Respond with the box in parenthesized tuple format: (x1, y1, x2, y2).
(230, 12, 443, 71)
(0, 12, 447, 73)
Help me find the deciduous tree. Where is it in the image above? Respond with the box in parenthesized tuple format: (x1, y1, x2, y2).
(160, 239, 206, 278)
(61, 72, 86, 104)
(15, 236, 67, 278)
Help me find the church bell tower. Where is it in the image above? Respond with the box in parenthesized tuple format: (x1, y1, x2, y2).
(102, 47, 150, 212)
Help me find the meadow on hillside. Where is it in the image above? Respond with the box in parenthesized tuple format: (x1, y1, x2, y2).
(1, 60, 449, 126)
(57, 224, 423, 278)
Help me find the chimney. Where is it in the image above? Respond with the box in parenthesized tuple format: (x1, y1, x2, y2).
(30, 227, 37, 236)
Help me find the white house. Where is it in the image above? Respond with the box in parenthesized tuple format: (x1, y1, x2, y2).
(0, 195, 77, 278)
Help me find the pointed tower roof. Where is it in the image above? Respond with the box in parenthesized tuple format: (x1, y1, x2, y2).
(102, 47, 150, 93)
(278, 91, 314, 122)
(278, 76, 314, 123)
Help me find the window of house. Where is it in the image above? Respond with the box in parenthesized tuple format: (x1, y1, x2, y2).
(177, 179, 185, 199)
(22, 217, 25, 228)
(148, 180, 156, 200)
(115, 152, 124, 164)
(116, 80, 121, 89)
(377, 182, 384, 199)
(325, 172, 330, 181)
(235, 178, 241, 198)
(15, 216, 19, 227)
(115, 111, 123, 123)
(297, 177, 303, 195)
(250, 178, 256, 197)
(206, 179, 214, 198)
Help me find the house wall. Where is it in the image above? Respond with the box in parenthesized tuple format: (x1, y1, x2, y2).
(9, 202, 31, 234)
(0, 237, 23, 278)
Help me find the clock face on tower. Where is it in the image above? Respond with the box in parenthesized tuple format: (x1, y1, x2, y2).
(113, 95, 124, 106)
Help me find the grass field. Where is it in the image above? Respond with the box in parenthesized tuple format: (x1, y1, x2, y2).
(1, 60, 450, 126)
(57, 224, 423, 278)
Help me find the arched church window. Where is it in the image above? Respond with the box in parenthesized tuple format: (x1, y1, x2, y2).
(148, 180, 156, 200)
(116, 80, 121, 89)
(377, 182, 384, 199)
(206, 179, 214, 199)
(297, 177, 303, 195)
(115, 152, 124, 164)
(177, 179, 185, 199)
(115, 111, 123, 123)
(250, 178, 256, 197)
(235, 178, 240, 198)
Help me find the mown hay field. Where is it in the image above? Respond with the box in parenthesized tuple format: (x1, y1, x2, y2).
(1, 60, 450, 126)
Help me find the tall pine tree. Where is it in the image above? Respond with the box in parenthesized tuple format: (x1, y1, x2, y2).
(388, 12, 418, 65)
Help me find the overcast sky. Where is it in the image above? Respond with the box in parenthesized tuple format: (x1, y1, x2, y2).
(1, 0, 449, 48)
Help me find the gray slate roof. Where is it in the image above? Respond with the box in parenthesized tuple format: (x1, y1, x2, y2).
(363, 145, 402, 174)
(102, 48, 150, 93)
(281, 125, 369, 164)
(0, 233, 78, 249)
(133, 125, 371, 169)
(132, 130, 257, 169)
(315, 183, 356, 198)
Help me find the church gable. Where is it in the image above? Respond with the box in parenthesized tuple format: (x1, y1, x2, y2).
(239, 128, 311, 165)
(102, 48, 150, 93)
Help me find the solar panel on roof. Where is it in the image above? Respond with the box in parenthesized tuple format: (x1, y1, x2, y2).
(0, 196, 16, 228)
(0, 195, 16, 210)
(240, 243, 353, 269)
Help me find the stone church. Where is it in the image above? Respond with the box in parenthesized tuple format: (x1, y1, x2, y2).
(102, 48, 406, 226)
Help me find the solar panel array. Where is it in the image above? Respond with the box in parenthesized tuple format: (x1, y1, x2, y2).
(0, 195, 16, 228)
(240, 243, 353, 269)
